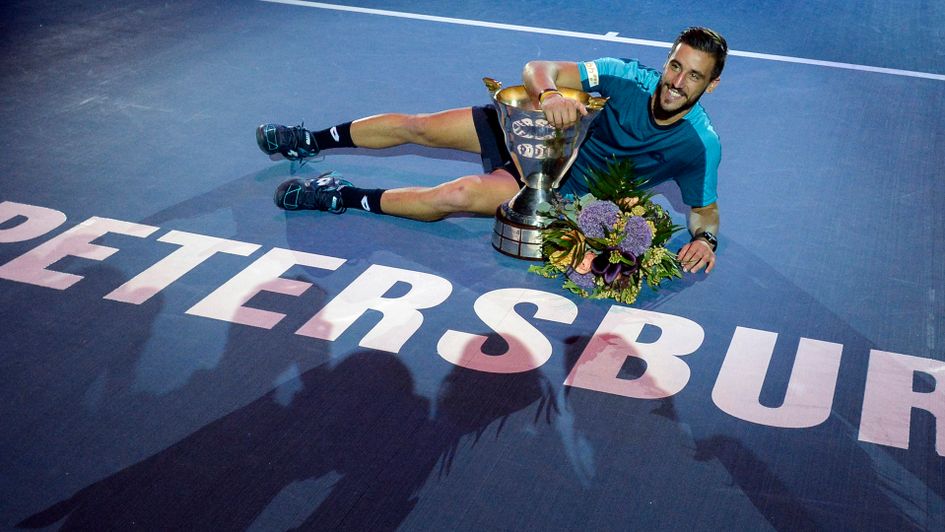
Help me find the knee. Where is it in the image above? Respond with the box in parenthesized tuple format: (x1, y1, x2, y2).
(400, 114, 436, 144)
(431, 176, 482, 212)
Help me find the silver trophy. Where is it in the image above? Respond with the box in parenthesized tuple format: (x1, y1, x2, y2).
(484, 77, 607, 260)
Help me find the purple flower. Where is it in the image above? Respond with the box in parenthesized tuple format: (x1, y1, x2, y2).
(577, 200, 620, 239)
(591, 248, 639, 285)
(566, 268, 597, 291)
(618, 216, 653, 257)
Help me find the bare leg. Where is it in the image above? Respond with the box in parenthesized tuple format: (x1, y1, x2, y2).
(349, 108, 482, 152)
(348, 107, 518, 220)
(380, 168, 521, 221)
(294, 107, 517, 220)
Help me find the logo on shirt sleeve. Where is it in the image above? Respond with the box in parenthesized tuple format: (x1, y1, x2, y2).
(583, 61, 599, 88)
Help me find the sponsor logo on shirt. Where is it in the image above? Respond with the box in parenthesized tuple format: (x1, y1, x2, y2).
(584, 61, 599, 87)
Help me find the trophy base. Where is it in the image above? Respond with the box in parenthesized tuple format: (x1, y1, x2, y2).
(491, 205, 545, 261)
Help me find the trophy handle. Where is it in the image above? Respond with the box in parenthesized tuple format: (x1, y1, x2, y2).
(483, 77, 503, 95)
(588, 96, 609, 111)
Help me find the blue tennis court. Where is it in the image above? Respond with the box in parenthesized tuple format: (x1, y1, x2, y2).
(1, 1, 943, 529)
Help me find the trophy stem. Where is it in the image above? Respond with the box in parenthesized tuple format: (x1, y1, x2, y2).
(504, 180, 555, 226)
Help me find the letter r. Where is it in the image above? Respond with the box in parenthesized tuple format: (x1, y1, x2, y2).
(859, 349, 945, 456)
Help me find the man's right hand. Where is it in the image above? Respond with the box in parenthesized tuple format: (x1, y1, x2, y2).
(540, 92, 588, 129)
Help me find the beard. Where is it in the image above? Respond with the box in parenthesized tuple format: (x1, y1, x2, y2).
(652, 83, 702, 122)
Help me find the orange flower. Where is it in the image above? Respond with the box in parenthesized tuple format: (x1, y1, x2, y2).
(617, 196, 639, 209)
(575, 251, 597, 274)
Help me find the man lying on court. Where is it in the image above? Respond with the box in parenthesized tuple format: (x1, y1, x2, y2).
(257, 26, 726, 274)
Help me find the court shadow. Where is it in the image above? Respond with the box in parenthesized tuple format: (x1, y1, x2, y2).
(292, 144, 483, 165)
(18, 336, 560, 531)
(693, 435, 823, 531)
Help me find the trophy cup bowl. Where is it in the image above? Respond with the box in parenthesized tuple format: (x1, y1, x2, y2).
(484, 77, 607, 260)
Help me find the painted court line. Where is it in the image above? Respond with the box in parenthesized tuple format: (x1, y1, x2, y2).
(261, 0, 945, 82)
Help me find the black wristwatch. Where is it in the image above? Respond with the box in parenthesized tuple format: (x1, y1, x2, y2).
(692, 231, 718, 252)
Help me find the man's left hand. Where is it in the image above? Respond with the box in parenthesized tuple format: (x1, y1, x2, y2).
(678, 239, 716, 274)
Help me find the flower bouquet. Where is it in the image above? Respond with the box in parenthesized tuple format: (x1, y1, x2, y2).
(529, 159, 683, 305)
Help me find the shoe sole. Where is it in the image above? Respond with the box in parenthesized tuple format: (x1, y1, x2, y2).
(256, 124, 279, 155)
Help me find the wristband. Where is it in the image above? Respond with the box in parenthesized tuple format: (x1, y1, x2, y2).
(538, 88, 563, 105)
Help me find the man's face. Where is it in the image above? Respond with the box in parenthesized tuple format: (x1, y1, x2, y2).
(654, 43, 720, 121)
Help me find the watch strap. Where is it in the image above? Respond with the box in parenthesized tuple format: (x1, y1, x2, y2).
(692, 231, 718, 252)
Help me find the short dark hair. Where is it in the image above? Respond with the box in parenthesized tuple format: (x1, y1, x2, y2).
(674, 27, 728, 79)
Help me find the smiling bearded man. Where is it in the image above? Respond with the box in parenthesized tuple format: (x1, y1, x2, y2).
(257, 27, 728, 274)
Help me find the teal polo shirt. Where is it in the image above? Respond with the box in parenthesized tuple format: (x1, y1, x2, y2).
(562, 57, 720, 208)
